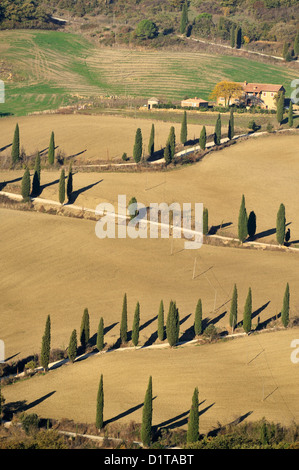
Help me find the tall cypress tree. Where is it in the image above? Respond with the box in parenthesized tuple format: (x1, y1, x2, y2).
(80, 308, 90, 351)
(187, 387, 199, 443)
(158, 300, 165, 341)
(203, 207, 209, 235)
(288, 101, 293, 128)
(32, 152, 41, 197)
(180, 110, 187, 145)
(68, 329, 77, 363)
(48, 131, 55, 165)
(168, 126, 176, 159)
(141, 376, 153, 447)
(40, 315, 51, 371)
(228, 109, 234, 140)
(235, 26, 242, 49)
(164, 140, 172, 165)
(238, 194, 248, 243)
(230, 25, 236, 48)
(133, 128, 143, 163)
(120, 293, 128, 344)
(11, 123, 20, 165)
(199, 125, 206, 150)
(166, 300, 180, 347)
(276, 203, 286, 245)
(66, 163, 73, 202)
(96, 374, 104, 429)
(214, 113, 221, 145)
(243, 287, 252, 334)
(59, 169, 65, 205)
(21, 167, 31, 201)
(194, 299, 203, 336)
(281, 283, 290, 327)
(180, 1, 188, 35)
(247, 210, 256, 239)
(276, 92, 285, 125)
(229, 284, 238, 332)
(132, 301, 140, 347)
(97, 317, 104, 352)
(294, 31, 299, 57)
(148, 124, 155, 158)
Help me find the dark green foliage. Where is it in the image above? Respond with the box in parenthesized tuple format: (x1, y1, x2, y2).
(288, 101, 293, 128)
(20, 413, 40, 435)
(203, 207, 209, 235)
(294, 31, 299, 57)
(68, 329, 77, 363)
(180, 1, 188, 34)
(260, 421, 269, 445)
(132, 301, 140, 347)
(187, 387, 199, 444)
(0, 381, 5, 424)
(194, 299, 202, 336)
(281, 283, 290, 328)
(230, 25, 235, 48)
(48, 131, 55, 165)
(238, 194, 248, 243)
(229, 284, 238, 332)
(97, 317, 104, 351)
(58, 169, 65, 204)
(166, 300, 180, 347)
(199, 125, 206, 150)
(282, 41, 289, 59)
(158, 300, 165, 341)
(164, 140, 172, 165)
(141, 376, 153, 447)
(228, 109, 234, 140)
(148, 124, 155, 157)
(235, 26, 242, 48)
(120, 293, 128, 344)
(21, 167, 31, 201)
(276, 203, 286, 245)
(180, 110, 187, 145)
(66, 163, 73, 202)
(247, 211, 256, 239)
(276, 92, 285, 124)
(135, 19, 158, 39)
(133, 128, 143, 163)
(214, 113, 221, 145)
(40, 315, 51, 371)
(128, 196, 138, 219)
(11, 123, 20, 165)
(243, 287, 252, 334)
(96, 374, 104, 429)
(168, 126, 176, 158)
(31, 152, 41, 197)
(80, 308, 90, 351)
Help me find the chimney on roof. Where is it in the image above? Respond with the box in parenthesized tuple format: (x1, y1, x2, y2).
(244, 81, 247, 86)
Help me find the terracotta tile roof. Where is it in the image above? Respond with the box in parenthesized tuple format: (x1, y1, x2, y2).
(242, 82, 284, 93)
(181, 97, 208, 104)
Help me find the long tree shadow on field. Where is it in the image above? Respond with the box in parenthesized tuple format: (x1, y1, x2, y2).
(235, 301, 270, 330)
(208, 222, 232, 235)
(127, 315, 158, 343)
(202, 310, 227, 332)
(68, 180, 103, 205)
(253, 222, 291, 242)
(0, 176, 23, 191)
(256, 312, 281, 331)
(3, 391, 56, 420)
(89, 322, 119, 348)
(0, 142, 12, 152)
(39, 175, 67, 195)
(104, 396, 157, 427)
(207, 411, 253, 437)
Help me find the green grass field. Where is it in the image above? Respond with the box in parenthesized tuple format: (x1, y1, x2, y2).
(0, 30, 297, 117)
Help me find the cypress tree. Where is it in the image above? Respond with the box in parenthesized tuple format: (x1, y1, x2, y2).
(230, 25, 236, 48)
(157, 300, 165, 341)
(199, 125, 206, 150)
(32, 152, 41, 197)
(96, 374, 104, 429)
(66, 163, 73, 202)
(48, 131, 55, 165)
(180, 1, 188, 35)
(276, 203, 286, 245)
(141, 376, 153, 447)
(238, 194, 248, 243)
(120, 293, 128, 344)
(59, 169, 65, 205)
(80, 308, 90, 351)
(288, 101, 293, 128)
(228, 109, 234, 140)
(203, 207, 209, 235)
(294, 31, 299, 57)
(11, 123, 20, 165)
(0, 381, 5, 425)
(282, 41, 289, 60)
(187, 387, 199, 444)
(229, 284, 238, 332)
(166, 300, 180, 347)
(247, 210, 256, 239)
(21, 167, 31, 201)
(133, 128, 143, 163)
(281, 283, 290, 328)
(132, 301, 140, 347)
(235, 26, 242, 49)
(164, 140, 172, 165)
(243, 287, 252, 334)
(194, 299, 203, 336)
(168, 126, 176, 158)
(214, 113, 221, 145)
(276, 92, 285, 125)
(40, 315, 51, 371)
(68, 329, 77, 363)
(148, 124, 155, 158)
(180, 110, 187, 145)
(97, 317, 104, 352)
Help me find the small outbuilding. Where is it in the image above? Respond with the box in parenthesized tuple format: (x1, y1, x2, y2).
(147, 97, 160, 109)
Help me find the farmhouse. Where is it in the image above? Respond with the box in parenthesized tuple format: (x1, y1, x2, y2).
(217, 81, 285, 109)
(181, 97, 209, 108)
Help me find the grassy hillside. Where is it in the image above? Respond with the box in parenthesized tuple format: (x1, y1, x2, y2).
(0, 30, 297, 116)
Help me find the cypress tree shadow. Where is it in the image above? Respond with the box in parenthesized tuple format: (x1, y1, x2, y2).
(256, 312, 281, 331)
(0, 176, 23, 191)
(179, 313, 191, 326)
(235, 301, 270, 329)
(23, 391, 56, 412)
(104, 396, 157, 427)
(208, 222, 232, 235)
(88, 322, 118, 348)
(146, 148, 164, 163)
(4, 392, 57, 418)
(66, 149, 87, 160)
(254, 222, 291, 241)
(67, 180, 103, 204)
(39, 175, 67, 193)
(0, 142, 12, 152)
(207, 410, 253, 437)
(4, 352, 20, 362)
(104, 322, 119, 335)
(140, 315, 158, 332)
(179, 324, 195, 343)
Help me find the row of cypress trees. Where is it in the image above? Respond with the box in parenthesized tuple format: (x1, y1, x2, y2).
(11, 124, 56, 166)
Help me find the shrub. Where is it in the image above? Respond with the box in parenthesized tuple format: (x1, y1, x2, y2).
(20, 413, 40, 435)
(203, 324, 219, 342)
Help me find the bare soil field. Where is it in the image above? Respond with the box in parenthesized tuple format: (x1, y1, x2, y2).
(3, 328, 299, 434)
